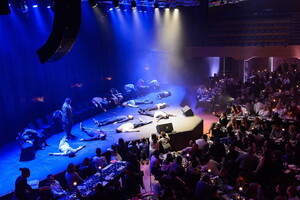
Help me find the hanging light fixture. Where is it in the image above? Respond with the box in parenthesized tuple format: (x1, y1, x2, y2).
(131, 0, 136, 8)
(88, 0, 98, 8)
(112, 0, 120, 8)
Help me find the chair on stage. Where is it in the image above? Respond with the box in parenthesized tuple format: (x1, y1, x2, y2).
(16, 133, 35, 161)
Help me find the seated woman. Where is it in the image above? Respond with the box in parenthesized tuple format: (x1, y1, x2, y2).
(49, 136, 86, 157)
(249, 117, 261, 131)
(65, 163, 83, 191)
(207, 112, 228, 135)
(258, 105, 270, 118)
(109, 145, 122, 162)
(283, 105, 296, 120)
(236, 105, 244, 116)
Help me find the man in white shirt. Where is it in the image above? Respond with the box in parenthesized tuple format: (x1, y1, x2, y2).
(116, 120, 152, 132)
(254, 98, 264, 115)
(49, 136, 86, 157)
(92, 148, 107, 170)
(47, 174, 68, 199)
(138, 110, 176, 122)
(195, 134, 209, 154)
(258, 105, 270, 117)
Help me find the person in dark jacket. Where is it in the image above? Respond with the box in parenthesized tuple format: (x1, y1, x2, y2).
(15, 168, 33, 200)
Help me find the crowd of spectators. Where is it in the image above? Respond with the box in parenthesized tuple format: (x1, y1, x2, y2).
(15, 61, 300, 200)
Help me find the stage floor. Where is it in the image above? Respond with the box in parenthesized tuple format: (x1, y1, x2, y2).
(0, 85, 203, 197)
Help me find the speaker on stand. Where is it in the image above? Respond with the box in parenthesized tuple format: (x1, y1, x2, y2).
(37, 0, 81, 63)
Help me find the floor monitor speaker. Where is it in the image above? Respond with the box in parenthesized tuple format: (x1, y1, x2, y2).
(182, 105, 194, 116)
(156, 123, 173, 133)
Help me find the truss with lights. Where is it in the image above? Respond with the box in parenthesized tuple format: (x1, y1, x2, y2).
(7, 0, 248, 13)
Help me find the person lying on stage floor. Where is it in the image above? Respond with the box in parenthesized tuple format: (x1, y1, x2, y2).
(157, 91, 172, 100)
(116, 119, 153, 133)
(93, 115, 134, 127)
(148, 79, 160, 91)
(79, 123, 107, 141)
(109, 88, 123, 106)
(49, 136, 86, 157)
(91, 97, 108, 112)
(22, 128, 49, 150)
(139, 102, 169, 112)
(124, 83, 141, 99)
(138, 110, 176, 122)
(121, 99, 153, 108)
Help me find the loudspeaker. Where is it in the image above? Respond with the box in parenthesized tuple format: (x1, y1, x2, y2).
(37, 0, 81, 63)
(0, 0, 10, 15)
(182, 105, 194, 116)
(156, 123, 173, 133)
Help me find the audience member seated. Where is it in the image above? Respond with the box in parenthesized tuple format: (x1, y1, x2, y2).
(91, 148, 107, 171)
(65, 163, 83, 191)
(195, 134, 209, 154)
(158, 132, 172, 153)
(47, 174, 68, 199)
(108, 144, 122, 162)
(161, 153, 173, 175)
(78, 157, 93, 179)
(168, 155, 185, 178)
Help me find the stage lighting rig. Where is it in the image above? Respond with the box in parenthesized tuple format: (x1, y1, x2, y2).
(88, 0, 98, 8)
(131, 0, 136, 8)
(112, 0, 119, 8)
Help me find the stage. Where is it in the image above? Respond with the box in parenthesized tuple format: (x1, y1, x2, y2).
(0, 85, 203, 198)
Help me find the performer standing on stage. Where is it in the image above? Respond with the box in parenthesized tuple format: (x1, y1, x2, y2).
(62, 98, 75, 139)
(93, 115, 134, 127)
(139, 102, 169, 112)
(116, 119, 152, 132)
(79, 123, 107, 141)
